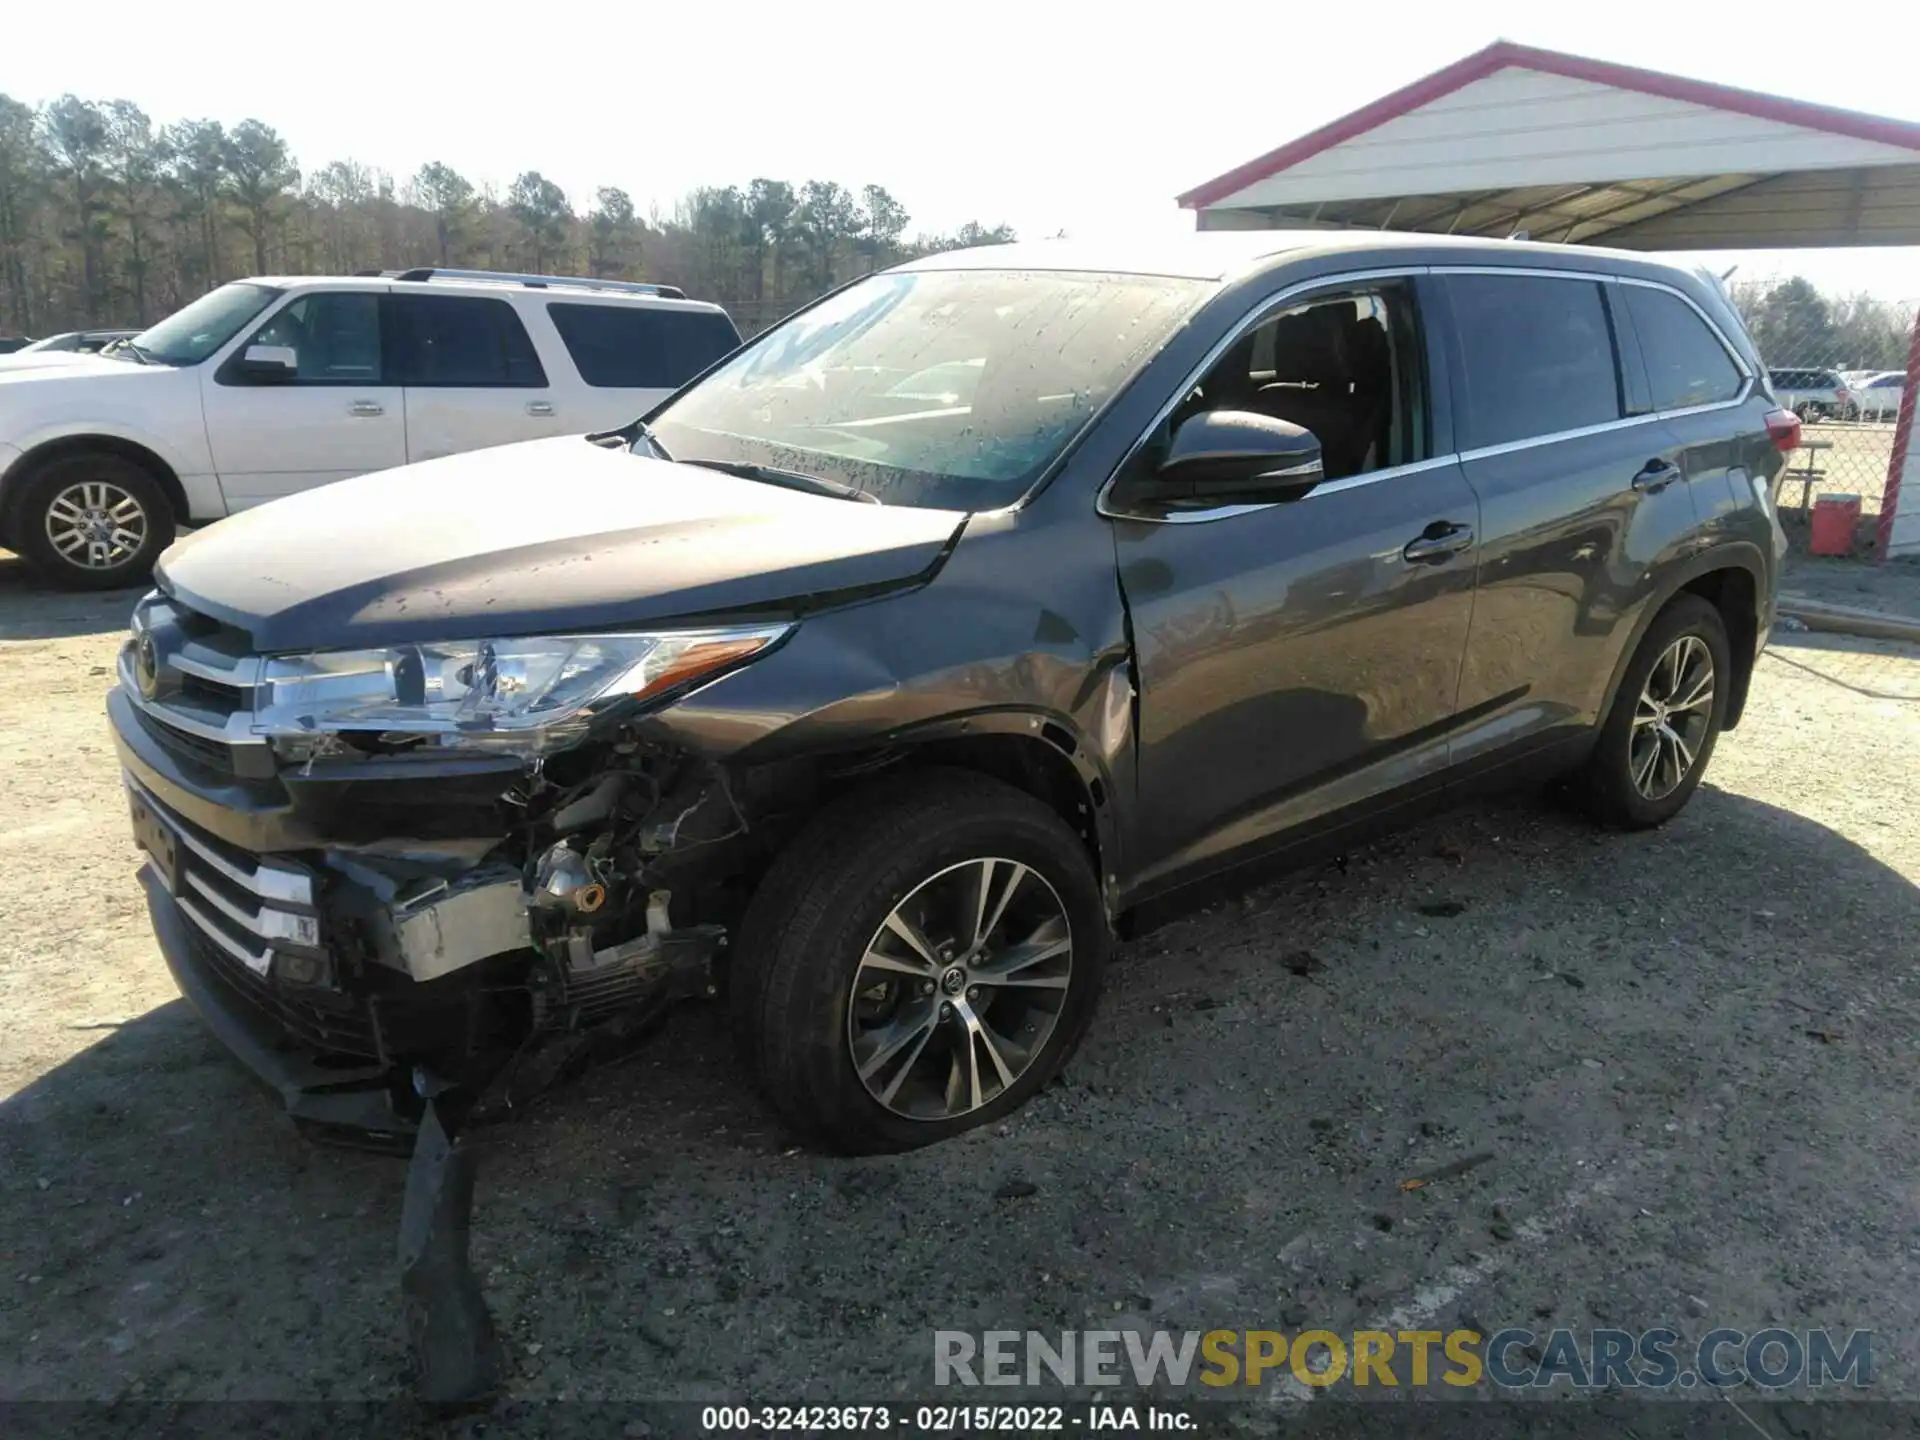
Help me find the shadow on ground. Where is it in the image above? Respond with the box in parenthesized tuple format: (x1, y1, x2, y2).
(4, 785, 1918, 1408)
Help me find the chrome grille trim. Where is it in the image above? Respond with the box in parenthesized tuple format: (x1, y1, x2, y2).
(126, 778, 323, 981)
(169, 811, 313, 905)
(182, 868, 320, 945)
(176, 893, 274, 976)
(118, 640, 269, 749)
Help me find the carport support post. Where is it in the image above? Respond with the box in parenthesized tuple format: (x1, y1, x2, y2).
(1874, 304, 1920, 561)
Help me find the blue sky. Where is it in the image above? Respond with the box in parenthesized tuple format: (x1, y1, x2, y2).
(6, 0, 1919, 301)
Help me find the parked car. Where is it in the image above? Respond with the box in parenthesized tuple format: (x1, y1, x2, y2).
(1852, 369, 1908, 421)
(111, 233, 1787, 1155)
(8, 328, 142, 356)
(0, 336, 30, 355)
(0, 268, 740, 586)
(1766, 366, 1853, 421)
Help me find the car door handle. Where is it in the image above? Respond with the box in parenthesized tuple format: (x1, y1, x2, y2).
(1402, 522, 1474, 565)
(525, 400, 555, 417)
(347, 399, 385, 417)
(1632, 458, 1679, 493)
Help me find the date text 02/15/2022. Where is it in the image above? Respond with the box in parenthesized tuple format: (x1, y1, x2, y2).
(699, 1404, 1196, 1432)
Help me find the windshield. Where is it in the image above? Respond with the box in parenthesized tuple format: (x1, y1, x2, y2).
(131, 283, 281, 365)
(648, 269, 1207, 510)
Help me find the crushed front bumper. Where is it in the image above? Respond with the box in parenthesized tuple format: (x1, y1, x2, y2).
(138, 861, 421, 1147)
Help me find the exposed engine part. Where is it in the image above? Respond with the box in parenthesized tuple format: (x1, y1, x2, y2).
(549, 774, 626, 833)
(637, 767, 747, 858)
(531, 840, 606, 915)
(381, 865, 531, 982)
(540, 888, 724, 1028)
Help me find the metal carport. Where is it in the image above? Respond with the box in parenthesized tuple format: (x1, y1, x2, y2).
(1177, 41, 1920, 555)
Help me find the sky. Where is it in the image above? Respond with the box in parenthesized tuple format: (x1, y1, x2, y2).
(5, 0, 1920, 302)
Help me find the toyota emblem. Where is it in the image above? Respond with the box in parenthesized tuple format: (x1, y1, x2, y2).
(135, 633, 161, 699)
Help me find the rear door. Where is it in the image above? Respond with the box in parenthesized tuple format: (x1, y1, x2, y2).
(391, 293, 559, 463)
(200, 288, 406, 509)
(1435, 269, 1703, 772)
(1613, 279, 1757, 539)
(543, 300, 742, 429)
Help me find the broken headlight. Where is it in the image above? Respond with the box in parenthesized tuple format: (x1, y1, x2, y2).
(253, 625, 789, 757)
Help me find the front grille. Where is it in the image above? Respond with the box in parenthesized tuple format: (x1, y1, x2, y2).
(131, 701, 234, 772)
(121, 595, 272, 779)
(185, 925, 385, 1058)
(129, 781, 386, 1058)
(134, 783, 525, 1066)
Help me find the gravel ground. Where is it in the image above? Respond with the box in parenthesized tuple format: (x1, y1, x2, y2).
(3, 547, 1919, 1419)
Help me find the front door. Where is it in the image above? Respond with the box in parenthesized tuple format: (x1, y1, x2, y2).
(200, 289, 405, 510)
(1114, 281, 1480, 898)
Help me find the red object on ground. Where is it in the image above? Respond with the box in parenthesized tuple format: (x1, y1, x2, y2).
(1812, 494, 1862, 556)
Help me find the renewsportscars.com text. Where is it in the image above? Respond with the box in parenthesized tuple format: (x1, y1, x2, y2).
(933, 1327, 1873, 1391)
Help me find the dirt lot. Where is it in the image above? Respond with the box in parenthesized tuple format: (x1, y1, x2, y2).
(3, 547, 1920, 1418)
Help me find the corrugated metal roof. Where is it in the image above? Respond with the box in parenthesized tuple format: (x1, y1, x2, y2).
(1182, 42, 1920, 249)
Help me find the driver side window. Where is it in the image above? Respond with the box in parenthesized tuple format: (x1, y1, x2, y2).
(240, 292, 383, 384)
(1171, 285, 1425, 481)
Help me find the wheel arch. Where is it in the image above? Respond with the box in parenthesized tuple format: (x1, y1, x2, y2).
(1, 433, 191, 537)
(1598, 543, 1769, 734)
(847, 711, 1122, 920)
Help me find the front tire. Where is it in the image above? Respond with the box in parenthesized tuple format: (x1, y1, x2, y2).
(14, 451, 174, 590)
(731, 768, 1108, 1154)
(1578, 594, 1731, 829)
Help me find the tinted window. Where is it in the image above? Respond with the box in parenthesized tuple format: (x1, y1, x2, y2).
(1447, 275, 1621, 448)
(241, 292, 383, 383)
(1623, 286, 1743, 411)
(387, 295, 547, 387)
(547, 303, 741, 388)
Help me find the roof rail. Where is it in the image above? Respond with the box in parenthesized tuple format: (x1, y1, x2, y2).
(388, 267, 688, 300)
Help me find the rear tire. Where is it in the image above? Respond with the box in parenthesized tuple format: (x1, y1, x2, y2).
(730, 768, 1107, 1154)
(1578, 594, 1730, 829)
(13, 451, 174, 590)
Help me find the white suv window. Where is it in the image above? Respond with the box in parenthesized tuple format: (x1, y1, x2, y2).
(545, 302, 737, 388)
(236, 292, 383, 384)
(387, 294, 547, 388)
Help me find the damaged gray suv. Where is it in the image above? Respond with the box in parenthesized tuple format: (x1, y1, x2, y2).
(112, 233, 1791, 1155)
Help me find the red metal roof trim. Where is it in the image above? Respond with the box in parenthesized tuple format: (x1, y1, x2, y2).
(1177, 41, 1920, 211)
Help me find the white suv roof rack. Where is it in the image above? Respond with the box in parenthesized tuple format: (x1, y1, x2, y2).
(353, 266, 690, 301)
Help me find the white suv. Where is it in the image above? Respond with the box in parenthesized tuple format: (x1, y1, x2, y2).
(0, 268, 741, 588)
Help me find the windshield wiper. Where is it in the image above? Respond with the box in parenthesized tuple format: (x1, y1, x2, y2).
(682, 458, 881, 505)
(105, 339, 155, 364)
(587, 417, 673, 458)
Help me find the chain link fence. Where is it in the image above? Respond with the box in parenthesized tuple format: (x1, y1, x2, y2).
(1731, 288, 1918, 550)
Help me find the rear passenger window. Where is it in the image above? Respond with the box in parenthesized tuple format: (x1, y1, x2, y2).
(1445, 274, 1622, 449)
(387, 295, 547, 387)
(547, 302, 740, 389)
(1622, 286, 1743, 411)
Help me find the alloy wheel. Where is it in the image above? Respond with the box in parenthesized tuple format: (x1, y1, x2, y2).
(44, 480, 148, 571)
(846, 857, 1073, 1121)
(1629, 633, 1715, 801)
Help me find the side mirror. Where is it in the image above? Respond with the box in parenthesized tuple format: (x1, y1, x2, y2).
(238, 343, 298, 382)
(1156, 410, 1324, 504)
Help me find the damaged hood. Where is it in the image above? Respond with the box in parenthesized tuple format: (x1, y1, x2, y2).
(157, 437, 969, 651)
